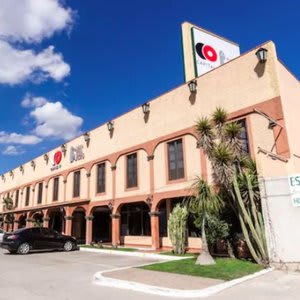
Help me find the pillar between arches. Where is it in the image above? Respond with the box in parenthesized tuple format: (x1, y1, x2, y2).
(149, 211, 160, 249)
(111, 213, 120, 248)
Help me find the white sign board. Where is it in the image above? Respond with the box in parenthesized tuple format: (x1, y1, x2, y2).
(288, 174, 300, 207)
(191, 27, 240, 77)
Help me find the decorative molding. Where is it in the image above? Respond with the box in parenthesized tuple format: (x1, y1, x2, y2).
(63, 179, 67, 184)
(149, 211, 160, 217)
(111, 165, 117, 171)
(65, 215, 74, 220)
(85, 215, 94, 221)
(110, 213, 121, 219)
(42, 217, 50, 221)
(147, 154, 154, 161)
(86, 172, 91, 178)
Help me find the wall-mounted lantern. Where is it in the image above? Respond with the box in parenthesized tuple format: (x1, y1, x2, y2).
(61, 144, 67, 155)
(108, 201, 113, 211)
(43, 153, 49, 163)
(188, 80, 197, 93)
(31, 160, 36, 169)
(142, 102, 150, 114)
(83, 132, 90, 144)
(107, 121, 114, 132)
(255, 48, 268, 64)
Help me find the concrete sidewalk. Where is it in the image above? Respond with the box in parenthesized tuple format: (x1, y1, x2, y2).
(103, 268, 224, 290)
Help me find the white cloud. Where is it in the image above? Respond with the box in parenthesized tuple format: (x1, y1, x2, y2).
(28, 97, 83, 140)
(0, 0, 74, 43)
(2, 145, 25, 156)
(21, 94, 48, 108)
(0, 131, 41, 145)
(0, 41, 70, 85)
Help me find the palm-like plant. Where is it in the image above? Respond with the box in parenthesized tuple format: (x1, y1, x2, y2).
(195, 107, 269, 266)
(2, 197, 13, 210)
(187, 177, 223, 265)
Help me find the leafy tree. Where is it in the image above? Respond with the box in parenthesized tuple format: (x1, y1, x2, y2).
(195, 107, 268, 266)
(186, 177, 223, 265)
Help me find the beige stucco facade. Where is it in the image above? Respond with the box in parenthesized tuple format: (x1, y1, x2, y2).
(0, 39, 299, 259)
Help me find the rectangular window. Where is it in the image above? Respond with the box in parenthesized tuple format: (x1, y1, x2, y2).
(97, 162, 106, 193)
(238, 119, 250, 154)
(168, 139, 184, 181)
(25, 186, 30, 206)
(53, 177, 59, 201)
(15, 190, 19, 208)
(73, 170, 81, 198)
(126, 153, 137, 188)
(37, 182, 43, 204)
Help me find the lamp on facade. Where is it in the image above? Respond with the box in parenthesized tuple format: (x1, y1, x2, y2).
(188, 80, 197, 93)
(146, 194, 153, 207)
(255, 48, 268, 63)
(108, 201, 113, 211)
(43, 153, 49, 163)
(61, 144, 67, 155)
(107, 121, 114, 132)
(142, 102, 150, 114)
(83, 132, 90, 144)
(31, 160, 36, 169)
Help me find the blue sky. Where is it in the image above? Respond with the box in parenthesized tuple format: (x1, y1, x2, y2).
(0, 0, 299, 174)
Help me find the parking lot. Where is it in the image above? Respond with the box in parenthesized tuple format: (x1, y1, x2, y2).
(1, 249, 300, 300)
(0, 249, 171, 300)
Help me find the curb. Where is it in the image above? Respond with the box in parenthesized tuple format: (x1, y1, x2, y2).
(80, 247, 190, 261)
(93, 267, 274, 298)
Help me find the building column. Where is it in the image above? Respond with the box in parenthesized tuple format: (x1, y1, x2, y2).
(111, 213, 120, 248)
(13, 220, 19, 231)
(43, 217, 50, 228)
(85, 215, 93, 244)
(150, 211, 160, 249)
(65, 216, 73, 236)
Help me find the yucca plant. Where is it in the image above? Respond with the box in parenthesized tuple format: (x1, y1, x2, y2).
(2, 197, 13, 210)
(186, 177, 223, 265)
(195, 107, 269, 266)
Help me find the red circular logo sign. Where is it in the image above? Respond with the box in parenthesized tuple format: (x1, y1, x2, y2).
(203, 45, 217, 62)
(53, 151, 62, 165)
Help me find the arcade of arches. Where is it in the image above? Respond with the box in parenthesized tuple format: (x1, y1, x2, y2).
(1, 197, 201, 249)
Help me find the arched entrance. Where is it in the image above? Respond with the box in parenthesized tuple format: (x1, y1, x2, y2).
(71, 207, 86, 244)
(18, 215, 26, 229)
(92, 206, 112, 243)
(49, 208, 65, 233)
(120, 202, 151, 236)
(32, 212, 43, 227)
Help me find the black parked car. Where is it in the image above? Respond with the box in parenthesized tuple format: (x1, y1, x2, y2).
(1, 227, 78, 254)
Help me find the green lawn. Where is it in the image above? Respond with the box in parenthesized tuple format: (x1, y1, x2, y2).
(80, 245, 137, 252)
(139, 257, 264, 281)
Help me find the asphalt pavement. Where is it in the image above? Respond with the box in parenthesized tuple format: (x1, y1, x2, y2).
(0, 248, 299, 300)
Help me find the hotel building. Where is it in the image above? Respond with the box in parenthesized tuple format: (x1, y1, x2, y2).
(1, 24, 300, 265)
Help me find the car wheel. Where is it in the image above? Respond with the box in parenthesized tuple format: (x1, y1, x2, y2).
(17, 243, 30, 255)
(63, 241, 73, 252)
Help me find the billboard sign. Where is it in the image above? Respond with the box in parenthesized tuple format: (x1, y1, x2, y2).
(191, 27, 240, 77)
